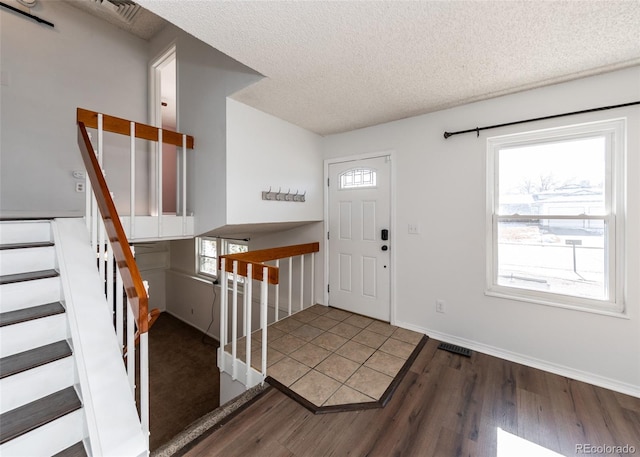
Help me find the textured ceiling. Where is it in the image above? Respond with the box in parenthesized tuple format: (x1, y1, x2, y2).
(136, 0, 640, 136)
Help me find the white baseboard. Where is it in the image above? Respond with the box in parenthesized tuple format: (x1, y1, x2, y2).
(395, 320, 640, 399)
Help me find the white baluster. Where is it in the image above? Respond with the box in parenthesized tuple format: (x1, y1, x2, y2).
(218, 257, 229, 346)
(91, 193, 98, 254)
(157, 128, 163, 237)
(182, 134, 187, 235)
(261, 266, 268, 381)
(106, 242, 114, 317)
(127, 302, 135, 394)
(85, 173, 92, 232)
(300, 255, 304, 311)
(288, 256, 293, 316)
(130, 121, 136, 239)
(231, 260, 238, 380)
(97, 113, 103, 167)
(93, 115, 103, 255)
(274, 259, 280, 322)
(98, 221, 105, 299)
(139, 332, 149, 450)
(242, 270, 247, 339)
(310, 252, 315, 307)
(116, 269, 124, 353)
(245, 263, 252, 387)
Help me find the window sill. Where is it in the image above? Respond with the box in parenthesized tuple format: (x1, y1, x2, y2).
(167, 269, 216, 285)
(484, 288, 628, 319)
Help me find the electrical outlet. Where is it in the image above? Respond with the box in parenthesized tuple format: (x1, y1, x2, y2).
(436, 299, 446, 313)
(408, 223, 421, 234)
(75, 182, 85, 193)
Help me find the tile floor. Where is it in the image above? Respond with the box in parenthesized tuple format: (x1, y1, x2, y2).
(224, 305, 425, 409)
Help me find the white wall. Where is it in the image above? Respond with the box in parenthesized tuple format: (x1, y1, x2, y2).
(133, 241, 170, 312)
(226, 99, 323, 225)
(165, 238, 219, 337)
(0, 1, 150, 217)
(149, 25, 263, 236)
(250, 222, 325, 308)
(322, 67, 640, 395)
(164, 100, 325, 336)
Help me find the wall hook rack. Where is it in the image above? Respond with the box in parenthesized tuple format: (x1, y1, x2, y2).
(262, 187, 306, 202)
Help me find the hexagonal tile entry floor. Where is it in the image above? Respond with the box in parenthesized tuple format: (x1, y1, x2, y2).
(224, 305, 427, 413)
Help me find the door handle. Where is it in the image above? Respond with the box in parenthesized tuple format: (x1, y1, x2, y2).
(381, 229, 389, 241)
(381, 245, 388, 251)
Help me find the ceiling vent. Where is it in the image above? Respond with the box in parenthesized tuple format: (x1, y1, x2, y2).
(89, 0, 141, 23)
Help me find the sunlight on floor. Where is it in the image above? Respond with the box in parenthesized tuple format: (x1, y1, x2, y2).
(497, 428, 566, 457)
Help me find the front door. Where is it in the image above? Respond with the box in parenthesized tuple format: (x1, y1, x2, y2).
(328, 155, 391, 321)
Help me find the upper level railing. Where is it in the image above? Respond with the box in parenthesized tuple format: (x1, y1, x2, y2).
(77, 108, 195, 241)
(218, 242, 319, 387)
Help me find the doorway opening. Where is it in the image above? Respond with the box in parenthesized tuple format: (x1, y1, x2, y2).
(150, 45, 178, 215)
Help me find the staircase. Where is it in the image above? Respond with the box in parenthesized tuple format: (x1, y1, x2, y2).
(0, 220, 87, 456)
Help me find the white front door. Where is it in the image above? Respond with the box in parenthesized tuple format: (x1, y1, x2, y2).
(328, 156, 391, 321)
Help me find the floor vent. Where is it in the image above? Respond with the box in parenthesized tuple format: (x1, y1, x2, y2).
(438, 342, 472, 357)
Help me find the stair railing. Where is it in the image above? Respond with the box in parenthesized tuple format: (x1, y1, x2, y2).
(76, 113, 189, 452)
(218, 243, 320, 387)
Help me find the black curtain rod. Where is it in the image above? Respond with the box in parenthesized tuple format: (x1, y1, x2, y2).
(443, 100, 640, 139)
(0, 2, 54, 28)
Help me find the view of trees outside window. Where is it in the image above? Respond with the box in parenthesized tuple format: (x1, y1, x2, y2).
(198, 238, 249, 279)
(496, 136, 608, 300)
(224, 241, 248, 283)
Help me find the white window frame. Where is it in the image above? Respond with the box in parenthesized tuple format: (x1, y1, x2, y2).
(196, 237, 249, 282)
(485, 118, 626, 316)
(339, 167, 378, 189)
(197, 236, 219, 279)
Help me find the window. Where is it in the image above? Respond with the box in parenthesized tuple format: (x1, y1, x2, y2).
(197, 237, 218, 277)
(486, 119, 625, 314)
(223, 239, 248, 256)
(339, 168, 377, 189)
(196, 237, 249, 280)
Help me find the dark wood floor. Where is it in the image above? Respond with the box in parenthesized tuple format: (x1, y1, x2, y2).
(183, 338, 640, 457)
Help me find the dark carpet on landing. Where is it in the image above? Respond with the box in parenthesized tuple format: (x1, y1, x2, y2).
(146, 313, 220, 451)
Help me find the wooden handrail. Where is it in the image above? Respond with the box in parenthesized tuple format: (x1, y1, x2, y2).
(220, 242, 319, 285)
(77, 122, 149, 333)
(77, 108, 194, 149)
